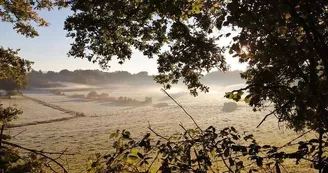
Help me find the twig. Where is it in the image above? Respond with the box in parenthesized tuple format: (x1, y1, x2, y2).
(278, 129, 312, 149)
(12, 128, 27, 138)
(179, 123, 193, 139)
(0, 125, 4, 147)
(278, 162, 289, 173)
(257, 99, 293, 128)
(194, 148, 202, 170)
(220, 155, 234, 173)
(147, 152, 159, 172)
(3, 141, 75, 155)
(161, 88, 203, 132)
(148, 123, 170, 141)
(2, 141, 74, 173)
(53, 148, 69, 160)
(256, 110, 277, 128)
(45, 162, 59, 173)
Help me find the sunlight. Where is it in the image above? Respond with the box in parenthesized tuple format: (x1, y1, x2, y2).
(241, 46, 249, 55)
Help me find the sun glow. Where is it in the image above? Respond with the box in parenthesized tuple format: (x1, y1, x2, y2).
(241, 46, 249, 55)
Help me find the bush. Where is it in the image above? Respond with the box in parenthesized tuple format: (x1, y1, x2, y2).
(87, 126, 328, 173)
(87, 91, 98, 99)
(98, 93, 109, 99)
(222, 102, 237, 112)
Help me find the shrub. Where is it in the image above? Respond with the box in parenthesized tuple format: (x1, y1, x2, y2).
(87, 91, 98, 99)
(98, 93, 109, 99)
(222, 102, 237, 112)
(87, 126, 328, 173)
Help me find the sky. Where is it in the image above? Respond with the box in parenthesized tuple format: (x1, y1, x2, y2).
(0, 9, 246, 75)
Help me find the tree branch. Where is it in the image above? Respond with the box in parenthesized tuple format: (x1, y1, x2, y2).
(256, 110, 277, 128)
(161, 88, 203, 132)
(148, 124, 170, 141)
(0, 125, 4, 147)
(2, 141, 74, 173)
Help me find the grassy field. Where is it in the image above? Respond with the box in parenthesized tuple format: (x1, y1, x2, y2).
(1, 85, 317, 172)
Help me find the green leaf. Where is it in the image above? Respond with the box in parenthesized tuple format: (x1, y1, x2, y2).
(128, 155, 139, 162)
(137, 152, 144, 159)
(256, 157, 263, 167)
(224, 148, 230, 157)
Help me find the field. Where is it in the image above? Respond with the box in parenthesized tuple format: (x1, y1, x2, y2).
(1, 84, 316, 172)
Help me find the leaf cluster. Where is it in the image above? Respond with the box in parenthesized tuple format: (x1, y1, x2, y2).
(86, 126, 326, 173)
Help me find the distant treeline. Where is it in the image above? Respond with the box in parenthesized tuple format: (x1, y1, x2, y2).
(52, 90, 153, 106)
(27, 69, 244, 88)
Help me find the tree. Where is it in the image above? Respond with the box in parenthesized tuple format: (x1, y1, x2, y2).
(0, 0, 68, 37)
(0, 1, 70, 172)
(65, 1, 327, 171)
(64, 0, 227, 95)
(0, 47, 32, 98)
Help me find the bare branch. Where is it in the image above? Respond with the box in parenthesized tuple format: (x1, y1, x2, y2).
(12, 128, 27, 138)
(0, 125, 4, 147)
(3, 141, 75, 155)
(278, 129, 312, 149)
(219, 155, 234, 173)
(2, 141, 75, 173)
(147, 152, 159, 172)
(256, 110, 277, 128)
(148, 123, 170, 141)
(161, 88, 203, 132)
(179, 123, 193, 139)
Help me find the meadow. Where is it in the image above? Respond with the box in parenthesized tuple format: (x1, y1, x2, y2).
(1, 84, 315, 172)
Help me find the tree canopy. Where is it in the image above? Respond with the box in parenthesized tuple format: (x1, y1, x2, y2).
(0, 47, 32, 94)
(0, 0, 68, 37)
(64, 0, 227, 95)
(0, 0, 69, 93)
(0, 1, 70, 172)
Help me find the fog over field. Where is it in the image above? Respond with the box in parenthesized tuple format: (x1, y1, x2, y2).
(1, 70, 314, 172)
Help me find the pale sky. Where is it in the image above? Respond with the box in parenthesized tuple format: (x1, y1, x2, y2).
(0, 9, 246, 75)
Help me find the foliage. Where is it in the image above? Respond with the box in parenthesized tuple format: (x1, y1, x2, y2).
(64, 0, 228, 95)
(0, 1, 71, 173)
(65, 2, 328, 171)
(0, 47, 33, 90)
(87, 126, 328, 173)
(1, 0, 328, 172)
(0, 0, 68, 37)
(0, 104, 71, 173)
(220, 0, 328, 134)
(0, 104, 22, 126)
(65, 0, 328, 131)
(0, 104, 45, 172)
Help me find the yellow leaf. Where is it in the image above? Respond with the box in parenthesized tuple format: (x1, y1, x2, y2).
(296, 36, 303, 42)
(285, 13, 291, 20)
(278, 26, 287, 36)
(213, 2, 220, 7)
